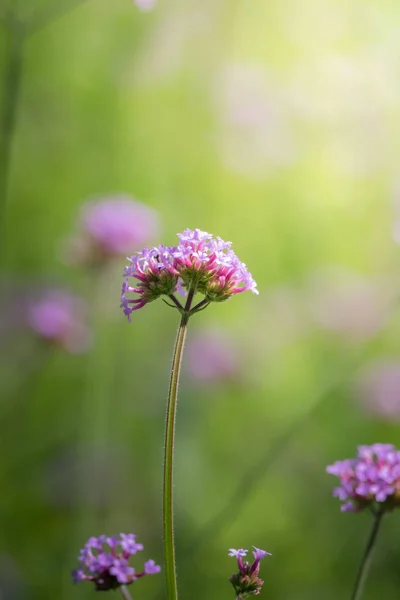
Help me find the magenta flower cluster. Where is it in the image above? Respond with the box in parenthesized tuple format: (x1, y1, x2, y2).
(121, 228, 258, 320)
(72, 533, 160, 591)
(228, 546, 271, 598)
(326, 443, 400, 513)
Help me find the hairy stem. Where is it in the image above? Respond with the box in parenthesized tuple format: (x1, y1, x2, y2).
(119, 585, 133, 600)
(163, 302, 192, 600)
(350, 510, 384, 600)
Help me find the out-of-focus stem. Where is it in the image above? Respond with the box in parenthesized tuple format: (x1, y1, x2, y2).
(119, 585, 133, 600)
(350, 509, 384, 600)
(163, 290, 194, 600)
(28, 0, 92, 34)
(0, 13, 24, 233)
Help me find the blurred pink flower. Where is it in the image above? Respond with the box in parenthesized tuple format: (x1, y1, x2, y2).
(355, 361, 400, 420)
(28, 290, 90, 353)
(185, 328, 239, 384)
(307, 268, 394, 341)
(133, 0, 157, 11)
(66, 195, 160, 266)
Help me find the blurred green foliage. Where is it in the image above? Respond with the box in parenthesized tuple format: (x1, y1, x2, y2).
(1, 0, 400, 599)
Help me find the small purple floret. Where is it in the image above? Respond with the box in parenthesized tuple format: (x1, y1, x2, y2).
(252, 546, 272, 561)
(326, 443, 400, 513)
(120, 533, 144, 555)
(228, 548, 248, 558)
(109, 559, 135, 584)
(144, 559, 161, 575)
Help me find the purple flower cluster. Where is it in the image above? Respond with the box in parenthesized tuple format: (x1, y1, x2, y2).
(228, 546, 271, 598)
(121, 228, 258, 320)
(66, 196, 159, 266)
(326, 443, 400, 513)
(72, 533, 160, 591)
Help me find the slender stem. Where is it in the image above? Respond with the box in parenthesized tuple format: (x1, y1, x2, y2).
(190, 298, 210, 313)
(163, 300, 192, 600)
(0, 13, 24, 234)
(350, 510, 384, 600)
(167, 294, 184, 310)
(119, 585, 133, 600)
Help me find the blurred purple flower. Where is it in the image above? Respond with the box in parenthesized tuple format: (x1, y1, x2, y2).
(307, 268, 393, 341)
(144, 559, 161, 575)
(229, 546, 271, 598)
(72, 533, 160, 591)
(109, 559, 135, 584)
(28, 290, 90, 353)
(355, 361, 400, 420)
(326, 443, 400, 513)
(185, 328, 239, 384)
(120, 533, 144, 555)
(66, 195, 160, 266)
(121, 228, 258, 320)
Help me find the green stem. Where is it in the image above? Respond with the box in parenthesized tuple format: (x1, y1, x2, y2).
(0, 13, 24, 234)
(163, 298, 193, 600)
(350, 510, 384, 600)
(119, 585, 133, 600)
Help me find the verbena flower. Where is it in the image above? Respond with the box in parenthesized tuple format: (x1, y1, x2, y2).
(228, 546, 271, 599)
(66, 195, 159, 266)
(72, 533, 160, 591)
(326, 443, 400, 513)
(28, 290, 90, 353)
(121, 228, 258, 321)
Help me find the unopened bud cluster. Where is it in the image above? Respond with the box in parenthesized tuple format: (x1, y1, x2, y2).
(228, 547, 271, 599)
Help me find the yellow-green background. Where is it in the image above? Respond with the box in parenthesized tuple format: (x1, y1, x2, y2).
(1, 0, 400, 598)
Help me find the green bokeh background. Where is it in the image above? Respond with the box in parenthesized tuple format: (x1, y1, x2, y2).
(1, 0, 400, 598)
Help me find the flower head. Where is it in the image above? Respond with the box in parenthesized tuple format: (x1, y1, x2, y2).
(326, 443, 400, 513)
(66, 195, 159, 266)
(121, 228, 258, 321)
(28, 290, 90, 353)
(228, 546, 271, 598)
(72, 533, 160, 591)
